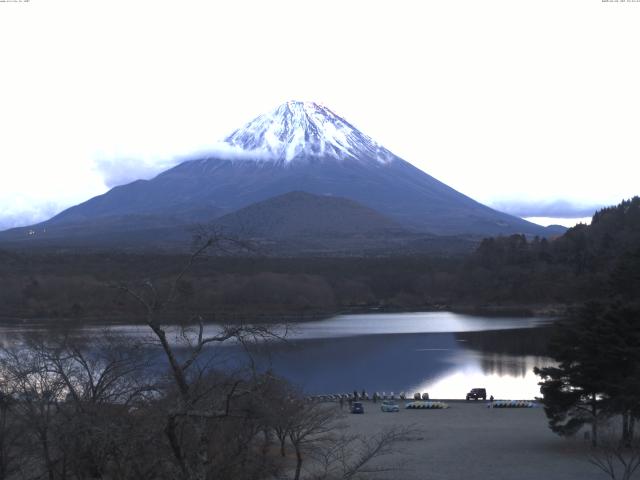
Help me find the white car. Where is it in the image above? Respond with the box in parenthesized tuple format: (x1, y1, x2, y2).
(380, 400, 400, 412)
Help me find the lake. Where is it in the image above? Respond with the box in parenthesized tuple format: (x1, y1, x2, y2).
(232, 312, 555, 400)
(0, 312, 555, 400)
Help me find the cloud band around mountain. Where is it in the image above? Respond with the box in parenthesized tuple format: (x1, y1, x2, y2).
(490, 200, 604, 219)
(94, 144, 276, 189)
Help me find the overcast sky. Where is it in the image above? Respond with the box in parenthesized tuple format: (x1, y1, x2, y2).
(1, 0, 639, 230)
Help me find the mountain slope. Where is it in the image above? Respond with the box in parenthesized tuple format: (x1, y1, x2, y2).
(0, 100, 560, 250)
(214, 191, 402, 238)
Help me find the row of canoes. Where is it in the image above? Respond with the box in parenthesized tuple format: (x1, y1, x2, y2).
(405, 401, 449, 409)
(489, 400, 537, 408)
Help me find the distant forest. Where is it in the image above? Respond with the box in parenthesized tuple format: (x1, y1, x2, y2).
(1, 197, 638, 325)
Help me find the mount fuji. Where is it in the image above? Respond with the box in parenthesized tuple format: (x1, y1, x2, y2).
(0, 101, 562, 252)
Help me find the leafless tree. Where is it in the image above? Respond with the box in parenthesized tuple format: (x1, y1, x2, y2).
(589, 424, 640, 480)
(42, 332, 155, 479)
(0, 377, 24, 480)
(0, 345, 67, 480)
(116, 229, 288, 480)
(286, 401, 342, 480)
(256, 374, 300, 458)
(310, 426, 417, 480)
(0, 330, 162, 480)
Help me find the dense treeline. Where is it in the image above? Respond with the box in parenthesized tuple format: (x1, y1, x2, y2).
(1, 197, 639, 324)
(469, 196, 640, 306)
(0, 254, 462, 323)
(527, 198, 640, 471)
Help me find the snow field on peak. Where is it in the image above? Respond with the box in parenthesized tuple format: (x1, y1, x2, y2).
(223, 101, 396, 164)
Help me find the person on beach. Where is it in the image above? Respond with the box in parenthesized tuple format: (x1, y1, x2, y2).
(489, 395, 494, 407)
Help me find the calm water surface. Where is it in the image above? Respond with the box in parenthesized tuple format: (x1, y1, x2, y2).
(237, 312, 554, 399)
(0, 312, 555, 400)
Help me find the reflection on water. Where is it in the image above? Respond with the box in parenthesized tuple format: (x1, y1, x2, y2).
(479, 352, 547, 378)
(410, 352, 553, 400)
(455, 327, 553, 357)
(283, 311, 550, 339)
(239, 327, 555, 399)
(0, 312, 555, 399)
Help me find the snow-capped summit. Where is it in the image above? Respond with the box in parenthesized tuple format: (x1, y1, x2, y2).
(224, 101, 396, 164)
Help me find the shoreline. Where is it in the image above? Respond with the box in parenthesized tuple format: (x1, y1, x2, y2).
(0, 303, 567, 328)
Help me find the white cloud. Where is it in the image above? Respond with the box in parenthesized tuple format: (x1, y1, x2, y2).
(93, 157, 181, 189)
(0, 202, 61, 231)
(93, 144, 275, 188)
(489, 199, 604, 219)
(525, 217, 592, 229)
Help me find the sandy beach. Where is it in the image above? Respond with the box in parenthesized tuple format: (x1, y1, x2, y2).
(337, 400, 604, 480)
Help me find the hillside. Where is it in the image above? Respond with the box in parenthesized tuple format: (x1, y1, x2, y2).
(214, 191, 401, 238)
